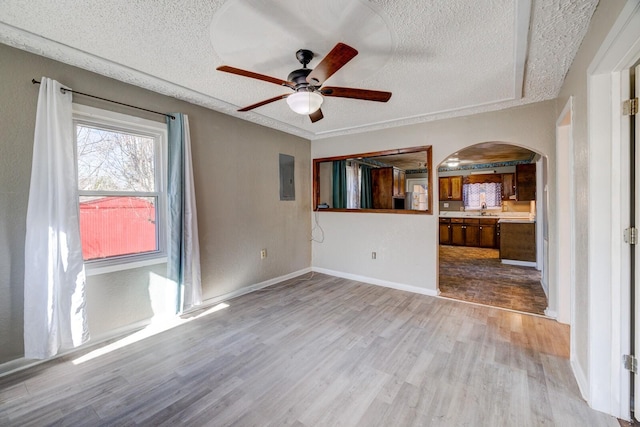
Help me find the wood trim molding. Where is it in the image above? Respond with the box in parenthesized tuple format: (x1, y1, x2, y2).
(313, 145, 433, 215)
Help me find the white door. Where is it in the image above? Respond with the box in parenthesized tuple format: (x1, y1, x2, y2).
(633, 64, 640, 421)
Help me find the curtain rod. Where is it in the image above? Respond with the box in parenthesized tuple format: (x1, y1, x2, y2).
(31, 79, 175, 120)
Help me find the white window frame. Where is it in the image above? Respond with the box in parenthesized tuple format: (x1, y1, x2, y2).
(73, 104, 168, 276)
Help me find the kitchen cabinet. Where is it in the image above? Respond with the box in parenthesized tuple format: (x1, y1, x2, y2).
(502, 173, 515, 200)
(439, 218, 452, 245)
(372, 167, 406, 209)
(500, 221, 536, 262)
(464, 222, 480, 246)
(450, 218, 480, 246)
(479, 219, 497, 248)
(393, 168, 406, 198)
(516, 164, 536, 201)
(439, 176, 462, 201)
(440, 217, 498, 248)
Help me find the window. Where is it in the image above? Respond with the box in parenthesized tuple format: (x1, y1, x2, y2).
(346, 161, 361, 209)
(463, 182, 502, 209)
(73, 105, 167, 273)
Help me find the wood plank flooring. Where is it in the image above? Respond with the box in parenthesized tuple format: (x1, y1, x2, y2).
(439, 245, 548, 315)
(0, 273, 617, 426)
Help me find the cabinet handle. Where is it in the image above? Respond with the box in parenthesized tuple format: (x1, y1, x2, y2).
(480, 227, 483, 230)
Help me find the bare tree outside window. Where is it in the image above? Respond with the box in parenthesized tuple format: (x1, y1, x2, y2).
(76, 125, 155, 193)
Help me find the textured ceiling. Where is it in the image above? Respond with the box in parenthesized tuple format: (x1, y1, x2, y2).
(0, 0, 598, 140)
(439, 142, 537, 171)
(367, 152, 430, 172)
(360, 142, 535, 172)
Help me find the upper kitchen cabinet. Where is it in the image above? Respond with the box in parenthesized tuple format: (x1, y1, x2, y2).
(439, 176, 462, 201)
(372, 167, 406, 209)
(516, 163, 536, 201)
(502, 173, 515, 200)
(393, 168, 406, 198)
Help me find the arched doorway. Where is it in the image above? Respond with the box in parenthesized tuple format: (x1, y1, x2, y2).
(437, 141, 549, 316)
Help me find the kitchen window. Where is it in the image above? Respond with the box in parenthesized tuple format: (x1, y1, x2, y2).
(463, 182, 502, 209)
(73, 104, 167, 274)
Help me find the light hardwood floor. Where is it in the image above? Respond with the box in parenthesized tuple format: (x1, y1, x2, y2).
(0, 273, 618, 426)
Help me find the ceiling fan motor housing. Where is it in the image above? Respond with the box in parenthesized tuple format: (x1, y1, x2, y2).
(288, 68, 314, 90)
(295, 49, 314, 67)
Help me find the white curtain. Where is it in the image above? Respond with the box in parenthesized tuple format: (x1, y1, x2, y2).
(167, 114, 202, 312)
(463, 182, 502, 209)
(346, 161, 360, 209)
(24, 77, 89, 359)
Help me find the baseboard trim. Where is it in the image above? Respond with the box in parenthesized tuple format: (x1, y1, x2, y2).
(501, 259, 536, 267)
(312, 267, 438, 297)
(194, 267, 313, 310)
(0, 318, 152, 378)
(571, 356, 589, 403)
(0, 268, 313, 378)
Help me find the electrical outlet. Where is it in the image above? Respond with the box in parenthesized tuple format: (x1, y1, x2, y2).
(372, 252, 376, 259)
(260, 249, 267, 259)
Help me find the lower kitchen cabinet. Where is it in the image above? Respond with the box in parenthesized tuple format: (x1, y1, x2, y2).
(450, 218, 480, 247)
(439, 219, 452, 245)
(500, 221, 536, 261)
(450, 221, 465, 245)
(479, 219, 497, 248)
(440, 217, 498, 249)
(463, 223, 480, 246)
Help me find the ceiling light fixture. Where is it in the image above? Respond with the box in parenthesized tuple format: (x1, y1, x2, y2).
(446, 158, 459, 167)
(286, 91, 323, 115)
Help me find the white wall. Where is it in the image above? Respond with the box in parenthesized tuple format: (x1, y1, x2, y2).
(311, 100, 556, 295)
(556, 0, 629, 416)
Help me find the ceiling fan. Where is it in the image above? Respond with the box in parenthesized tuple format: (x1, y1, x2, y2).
(216, 43, 392, 123)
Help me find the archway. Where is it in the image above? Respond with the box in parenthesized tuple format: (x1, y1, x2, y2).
(436, 141, 551, 316)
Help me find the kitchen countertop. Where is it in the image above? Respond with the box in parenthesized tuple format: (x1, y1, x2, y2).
(439, 211, 534, 221)
(497, 218, 536, 224)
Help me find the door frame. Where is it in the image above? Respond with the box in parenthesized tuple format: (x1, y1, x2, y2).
(553, 97, 574, 328)
(586, 0, 640, 418)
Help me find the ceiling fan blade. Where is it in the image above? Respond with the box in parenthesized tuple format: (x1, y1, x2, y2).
(322, 86, 392, 102)
(306, 43, 358, 86)
(309, 109, 324, 123)
(217, 66, 294, 87)
(238, 94, 289, 112)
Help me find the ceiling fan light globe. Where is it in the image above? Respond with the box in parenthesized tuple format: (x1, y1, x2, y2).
(287, 91, 323, 115)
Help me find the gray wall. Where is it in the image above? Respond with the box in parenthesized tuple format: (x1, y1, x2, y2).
(0, 44, 311, 364)
(555, 0, 627, 387)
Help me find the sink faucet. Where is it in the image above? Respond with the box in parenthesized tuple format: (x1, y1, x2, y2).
(480, 202, 487, 215)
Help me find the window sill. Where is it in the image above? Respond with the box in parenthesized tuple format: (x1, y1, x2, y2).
(85, 256, 167, 276)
